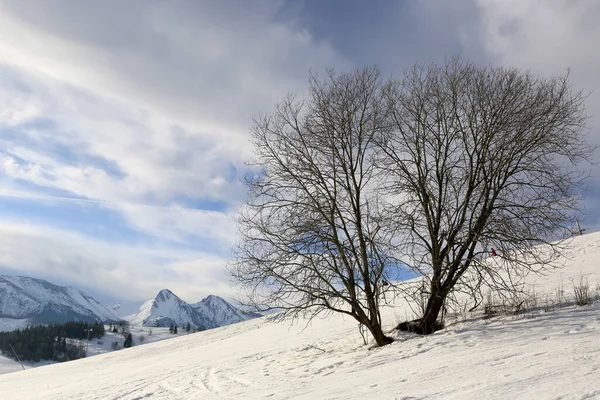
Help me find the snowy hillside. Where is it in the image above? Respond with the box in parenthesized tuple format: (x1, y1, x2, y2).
(1, 232, 600, 399)
(0, 325, 193, 375)
(0, 276, 119, 329)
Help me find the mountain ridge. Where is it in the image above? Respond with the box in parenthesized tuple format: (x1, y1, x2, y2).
(0, 275, 119, 328)
(191, 294, 262, 327)
(127, 289, 217, 330)
(126, 290, 260, 330)
(0, 275, 261, 333)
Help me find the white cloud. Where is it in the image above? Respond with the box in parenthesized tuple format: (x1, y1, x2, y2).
(117, 203, 237, 249)
(467, 0, 600, 108)
(0, 220, 234, 302)
(462, 0, 600, 227)
(0, 1, 348, 143)
(0, 1, 352, 301)
(0, 0, 350, 250)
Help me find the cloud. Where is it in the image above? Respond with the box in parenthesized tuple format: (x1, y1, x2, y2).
(464, 0, 600, 104)
(1, 0, 598, 303)
(0, 0, 351, 301)
(0, 220, 233, 302)
(0, 66, 245, 205)
(0, 0, 350, 209)
(0, 0, 348, 141)
(462, 0, 600, 227)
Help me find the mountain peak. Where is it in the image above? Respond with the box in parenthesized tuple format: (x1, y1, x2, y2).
(202, 294, 225, 303)
(126, 290, 261, 330)
(129, 289, 215, 330)
(192, 295, 260, 327)
(155, 289, 177, 302)
(0, 275, 119, 327)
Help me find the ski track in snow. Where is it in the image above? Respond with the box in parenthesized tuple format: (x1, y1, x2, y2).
(2, 233, 600, 399)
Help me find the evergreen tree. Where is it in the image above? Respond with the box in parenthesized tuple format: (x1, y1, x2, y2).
(0, 320, 105, 363)
(123, 333, 133, 348)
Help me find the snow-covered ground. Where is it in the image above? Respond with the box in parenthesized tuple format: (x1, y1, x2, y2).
(0, 326, 191, 375)
(0, 356, 54, 375)
(74, 325, 198, 357)
(1, 232, 600, 399)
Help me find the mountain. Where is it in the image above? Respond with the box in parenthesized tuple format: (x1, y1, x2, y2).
(191, 295, 261, 327)
(127, 289, 217, 330)
(127, 291, 261, 330)
(0, 276, 119, 328)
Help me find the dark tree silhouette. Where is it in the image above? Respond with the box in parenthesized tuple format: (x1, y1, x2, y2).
(380, 59, 593, 334)
(123, 333, 133, 348)
(230, 67, 402, 346)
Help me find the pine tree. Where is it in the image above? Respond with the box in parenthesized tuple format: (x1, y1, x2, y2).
(123, 333, 133, 348)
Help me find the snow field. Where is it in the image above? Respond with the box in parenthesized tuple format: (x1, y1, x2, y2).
(1, 232, 600, 399)
(0, 326, 188, 375)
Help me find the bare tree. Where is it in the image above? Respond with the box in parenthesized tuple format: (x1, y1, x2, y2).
(230, 67, 401, 346)
(380, 59, 593, 334)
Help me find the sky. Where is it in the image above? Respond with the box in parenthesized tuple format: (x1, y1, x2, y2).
(0, 0, 598, 305)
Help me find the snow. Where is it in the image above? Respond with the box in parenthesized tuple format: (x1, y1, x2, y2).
(1, 232, 600, 399)
(0, 276, 119, 326)
(0, 326, 193, 375)
(110, 300, 145, 319)
(0, 318, 30, 333)
(0, 355, 24, 375)
(191, 294, 257, 327)
(64, 287, 119, 322)
(126, 290, 257, 330)
(127, 289, 216, 329)
(0, 355, 54, 375)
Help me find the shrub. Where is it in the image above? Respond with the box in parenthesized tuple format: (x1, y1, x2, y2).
(572, 276, 590, 306)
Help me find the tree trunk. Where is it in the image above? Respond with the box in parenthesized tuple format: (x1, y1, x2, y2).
(418, 292, 446, 334)
(367, 323, 394, 346)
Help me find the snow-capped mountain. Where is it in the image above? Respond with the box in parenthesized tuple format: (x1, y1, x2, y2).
(127, 289, 217, 330)
(127, 291, 261, 330)
(191, 295, 261, 327)
(0, 275, 261, 333)
(0, 276, 119, 328)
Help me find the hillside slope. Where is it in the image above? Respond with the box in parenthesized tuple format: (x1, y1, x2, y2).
(1, 233, 600, 399)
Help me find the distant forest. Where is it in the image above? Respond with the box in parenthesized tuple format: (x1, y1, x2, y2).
(0, 321, 106, 363)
